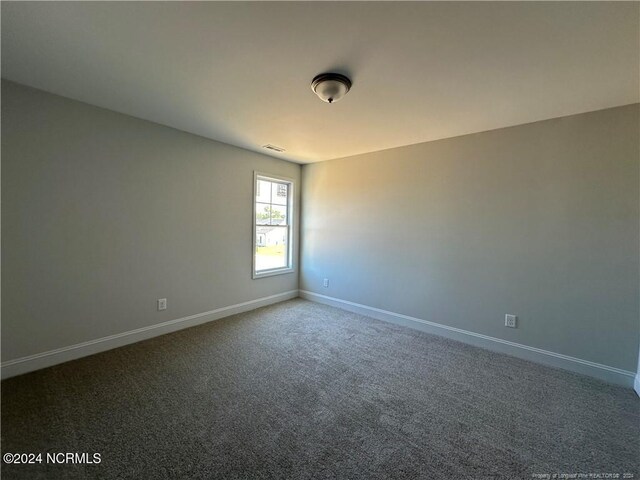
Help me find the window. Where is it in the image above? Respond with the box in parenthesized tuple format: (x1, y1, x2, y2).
(253, 173, 294, 278)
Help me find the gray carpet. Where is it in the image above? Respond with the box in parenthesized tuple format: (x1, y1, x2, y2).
(1, 299, 638, 479)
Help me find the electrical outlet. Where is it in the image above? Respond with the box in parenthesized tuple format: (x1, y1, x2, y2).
(323, 278, 329, 288)
(505, 314, 517, 328)
(158, 298, 167, 311)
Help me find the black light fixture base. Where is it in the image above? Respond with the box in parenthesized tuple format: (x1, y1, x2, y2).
(311, 73, 352, 92)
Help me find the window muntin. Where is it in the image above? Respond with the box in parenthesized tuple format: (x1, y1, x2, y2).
(253, 173, 294, 278)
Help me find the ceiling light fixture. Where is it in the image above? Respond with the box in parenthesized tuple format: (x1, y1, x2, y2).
(311, 73, 352, 104)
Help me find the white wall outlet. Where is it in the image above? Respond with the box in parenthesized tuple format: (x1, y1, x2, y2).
(158, 298, 167, 311)
(505, 314, 517, 328)
(323, 278, 329, 288)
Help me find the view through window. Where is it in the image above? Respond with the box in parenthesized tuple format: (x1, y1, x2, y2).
(254, 174, 293, 277)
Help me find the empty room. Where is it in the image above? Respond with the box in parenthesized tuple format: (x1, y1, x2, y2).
(1, 2, 639, 479)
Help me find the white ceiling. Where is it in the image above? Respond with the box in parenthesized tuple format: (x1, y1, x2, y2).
(2, 2, 638, 164)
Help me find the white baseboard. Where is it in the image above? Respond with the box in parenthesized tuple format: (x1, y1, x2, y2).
(299, 290, 636, 389)
(1, 290, 299, 380)
(5, 288, 636, 390)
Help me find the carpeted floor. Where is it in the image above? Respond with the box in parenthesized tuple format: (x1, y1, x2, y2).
(1, 299, 638, 479)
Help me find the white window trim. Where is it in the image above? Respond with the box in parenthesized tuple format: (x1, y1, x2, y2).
(252, 171, 295, 279)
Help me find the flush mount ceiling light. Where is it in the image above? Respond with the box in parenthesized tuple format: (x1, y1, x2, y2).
(311, 73, 352, 104)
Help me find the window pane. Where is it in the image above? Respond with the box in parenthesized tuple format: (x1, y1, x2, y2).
(271, 182, 288, 205)
(269, 204, 287, 225)
(255, 226, 288, 271)
(256, 180, 272, 204)
(255, 202, 271, 225)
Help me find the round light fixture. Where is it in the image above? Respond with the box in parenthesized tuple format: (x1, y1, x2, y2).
(311, 73, 352, 104)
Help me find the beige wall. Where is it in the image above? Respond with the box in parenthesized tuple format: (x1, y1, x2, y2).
(301, 105, 640, 372)
(1, 80, 300, 363)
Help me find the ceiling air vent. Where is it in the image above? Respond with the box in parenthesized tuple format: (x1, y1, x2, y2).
(262, 144, 285, 153)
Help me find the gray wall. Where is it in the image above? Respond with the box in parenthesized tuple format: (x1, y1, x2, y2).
(1, 80, 300, 362)
(3, 79, 639, 376)
(301, 105, 640, 372)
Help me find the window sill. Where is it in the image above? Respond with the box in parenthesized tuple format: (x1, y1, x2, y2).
(252, 267, 295, 279)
